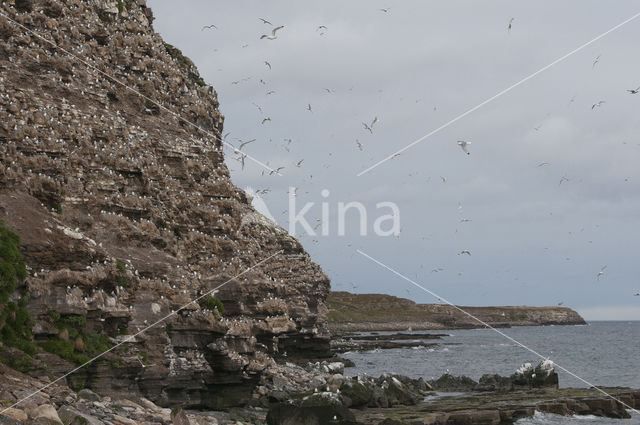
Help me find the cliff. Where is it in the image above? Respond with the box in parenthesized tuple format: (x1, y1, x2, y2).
(0, 0, 330, 409)
(327, 292, 586, 332)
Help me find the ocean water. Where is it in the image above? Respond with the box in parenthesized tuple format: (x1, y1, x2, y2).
(342, 321, 640, 424)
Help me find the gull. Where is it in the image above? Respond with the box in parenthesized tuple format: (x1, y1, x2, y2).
(379, 8, 390, 13)
(558, 302, 563, 306)
(236, 154, 247, 170)
(256, 188, 270, 195)
(460, 218, 472, 223)
(356, 140, 363, 151)
(559, 176, 570, 185)
(457, 140, 471, 155)
(591, 101, 605, 109)
(266, 90, 276, 95)
(295, 159, 304, 168)
(269, 166, 284, 175)
(236, 139, 255, 151)
(596, 265, 607, 280)
(252, 102, 263, 114)
(317, 25, 327, 35)
(362, 116, 378, 133)
(307, 103, 312, 112)
(458, 250, 471, 256)
(440, 176, 447, 183)
(261, 117, 271, 124)
(201, 24, 217, 31)
(592, 54, 601, 68)
(261, 26, 284, 40)
(627, 87, 640, 94)
(537, 162, 550, 167)
(634, 293, 640, 296)
(264, 61, 271, 70)
(324, 88, 334, 93)
(508, 18, 514, 32)
(259, 18, 273, 25)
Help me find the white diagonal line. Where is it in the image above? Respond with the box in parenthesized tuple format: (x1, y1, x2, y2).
(357, 11, 640, 177)
(356, 249, 639, 413)
(0, 10, 281, 176)
(0, 250, 284, 415)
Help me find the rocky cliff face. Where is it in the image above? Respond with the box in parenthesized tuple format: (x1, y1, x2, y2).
(327, 292, 586, 332)
(0, 0, 330, 409)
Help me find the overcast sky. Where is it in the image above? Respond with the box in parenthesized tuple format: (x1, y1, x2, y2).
(148, 1, 640, 320)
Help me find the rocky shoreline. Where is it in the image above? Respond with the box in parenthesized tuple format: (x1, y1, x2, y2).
(331, 332, 448, 353)
(3, 359, 638, 425)
(328, 292, 587, 332)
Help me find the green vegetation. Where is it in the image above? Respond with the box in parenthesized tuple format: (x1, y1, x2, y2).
(163, 43, 195, 68)
(0, 220, 36, 356)
(52, 203, 62, 214)
(117, 0, 124, 13)
(40, 313, 112, 365)
(173, 225, 184, 238)
(116, 260, 129, 287)
(199, 296, 224, 314)
(0, 352, 36, 373)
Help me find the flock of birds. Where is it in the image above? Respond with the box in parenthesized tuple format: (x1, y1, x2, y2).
(196, 13, 640, 301)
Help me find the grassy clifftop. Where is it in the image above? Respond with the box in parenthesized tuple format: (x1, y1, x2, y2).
(327, 291, 586, 332)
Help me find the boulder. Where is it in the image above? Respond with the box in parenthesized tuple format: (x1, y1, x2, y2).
(30, 404, 63, 425)
(1, 408, 28, 422)
(57, 405, 105, 425)
(171, 407, 192, 425)
(78, 389, 101, 402)
(429, 373, 478, 392)
(476, 374, 514, 392)
(340, 380, 372, 408)
(267, 393, 356, 425)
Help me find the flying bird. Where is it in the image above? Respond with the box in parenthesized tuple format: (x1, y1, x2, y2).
(379, 8, 390, 13)
(627, 87, 640, 94)
(559, 176, 570, 186)
(362, 116, 378, 133)
(537, 162, 550, 167)
(201, 24, 217, 31)
(235, 153, 247, 170)
(591, 101, 605, 109)
(508, 18, 514, 32)
(316, 25, 327, 35)
(261, 117, 271, 124)
(458, 250, 471, 256)
(261, 26, 284, 40)
(269, 166, 284, 175)
(592, 54, 601, 68)
(236, 139, 255, 150)
(306, 103, 312, 112)
(264, 61, 271, 69)
(596, 265, 607, 280)
(259, 18, 273, 25)
(457, 140, 471, 155)
(295, 159, 304, 168)
(634, 293, 640, 296)
(356, 140, 363, 151)
(252, 102, 263, 114)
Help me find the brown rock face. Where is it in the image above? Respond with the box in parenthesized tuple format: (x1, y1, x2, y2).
(0, 0, 330, 409)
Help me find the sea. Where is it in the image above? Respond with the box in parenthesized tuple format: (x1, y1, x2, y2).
(342, 321, 640, 425)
